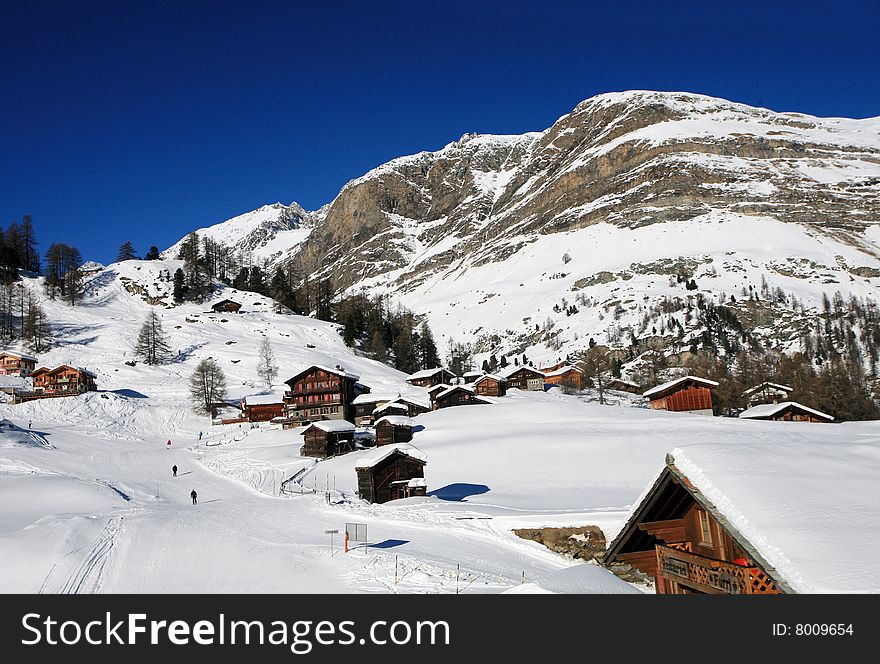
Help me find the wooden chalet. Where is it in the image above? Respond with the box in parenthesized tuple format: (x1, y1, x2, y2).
(372, 401, 410, 420)
(352, 393, 398, 426)
(405, 367, 457, 388)
(283, 365, 364, 424)
(433, 385, 491, 409)
(426, 383, 453, 406)
(501, 366, 545, 391)
(739, 401, 833, 423)
(355, 444, 427, 504)
(241, 394, 286, 422)
(299, 420, 356, 458)
(603, 453, 785, 594)
(374, 415, 416, 446)
(542, 365, 585, 390)
(0, 351, 37, 377)
(742, 381, 793, 407)
(211, 299, 242, 313)
(31, 365, 97, 395)
(462, 370, 482, 384)
(643, 375, 718, 415)
(607, 378, 642, 394)
(474, 373, 507, 397)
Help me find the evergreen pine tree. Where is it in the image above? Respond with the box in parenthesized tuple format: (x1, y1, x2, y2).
(417, 322, 440, 369)
(172, 268, 186, 303)
(116, 241, 137, 262)
(144, 246, 160, 260)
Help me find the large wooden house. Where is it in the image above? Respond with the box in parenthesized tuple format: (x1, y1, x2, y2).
(739, 401, 833, 423)
(241, 394, 286, 422)
(352, 393, 398, 426)
(742, 381, 793, 407)
(31, 365, 97, 395)
(502, 366, 545, 391)
(211, 299, 242, 314)
(374, 415, 416, 446)
(405, 367, 457, 388)
(283, 365, 364, 424)
(355, 444, 427, 504)
(299, 420, 356, 458)
(542, 365, 585, 390)
(603, 453, 784, 594)
(433, 385, 491, 409)
(643, 375, 718, 415)
(0, 351, 37, 377)
(474, 373, 507, 397)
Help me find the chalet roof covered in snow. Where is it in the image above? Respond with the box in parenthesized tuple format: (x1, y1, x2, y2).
(543, 365, 584, 378)
(742, 381, 793, 396)
(739, 401, 833, 421)
(300, 420, 356, 435)
(394, 395, 430, 409)
(426, 383, 452, 395)
(373, 402, 408, 414)
(668, 442, 880, 593)
(463, 371, 482, 378)
(355, 443, 427, 470)
(242, 393, 285, 406)
(352, 392, 398, 405)
(436, 385, 476, 400)
(642, 375, 719, 398)
(500, 365, 544, 378)
(0, 350, 38, 362)
(285, 364, 360, 384)
(374, 415, 416, 428)
(474, 373, 506, 384)
(406, 367, 453, 381)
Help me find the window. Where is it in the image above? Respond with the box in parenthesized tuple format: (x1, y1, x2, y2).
(698, 510, 713, 546)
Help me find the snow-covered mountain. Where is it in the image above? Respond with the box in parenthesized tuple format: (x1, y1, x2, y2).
(166, 91, 880, 363)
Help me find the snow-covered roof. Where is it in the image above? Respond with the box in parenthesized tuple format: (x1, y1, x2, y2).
(463, 370, 482, 378)
(426, 383, 452, 394)
(394, 395, 430, 409)
(0, 376, 31, 389)
(642, 375, 719, 398)
(47, 365, 98, 378)
(375, 415, 416, 428)
(285, 365, 360, 383)
(352, 392, 398, 405)
(742, 382, 793, 396)
(406, 367, 453, 381)
(474, 373, 505, 384)
(300, 420, 356, 435)
(543, 365, 584, 378)
(739, 401, 833, 421)
(355, 443, 427, 469)
(436, 385, 475, 400)
(669, 442, 880, 592)
(0, 350, 38, 362)
(242, 393, 285, 406)
(373, 402, 408, 414)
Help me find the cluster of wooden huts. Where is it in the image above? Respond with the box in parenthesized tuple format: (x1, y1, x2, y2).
(0, 351, 98, 402)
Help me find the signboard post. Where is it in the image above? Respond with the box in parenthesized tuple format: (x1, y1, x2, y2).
(325, 529, 339, 556)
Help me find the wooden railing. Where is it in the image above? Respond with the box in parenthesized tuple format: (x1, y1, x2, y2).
(656, 545, 780, 594)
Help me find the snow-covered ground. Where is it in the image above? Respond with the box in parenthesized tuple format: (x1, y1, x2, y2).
(1, 260, 878, 594)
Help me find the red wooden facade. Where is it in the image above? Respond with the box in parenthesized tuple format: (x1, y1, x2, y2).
(0, 352, 37, 377)
(645, 377, 717, 414)
(474, 374, 506, 397)
(31, 365, 97, 394)
(283, 366, 361, 423)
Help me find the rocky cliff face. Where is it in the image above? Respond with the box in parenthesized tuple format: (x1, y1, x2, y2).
(168, 91, 880, 363)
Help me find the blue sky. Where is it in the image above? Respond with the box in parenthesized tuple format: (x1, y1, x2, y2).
(1, 0, 878, 264)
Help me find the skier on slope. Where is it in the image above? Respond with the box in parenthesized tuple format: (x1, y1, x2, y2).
(191, 490, 197, 505)
(172, 465, 178, 477)
(166, 439, 171, 449)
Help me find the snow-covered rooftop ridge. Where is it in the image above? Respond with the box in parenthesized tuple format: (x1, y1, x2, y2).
(374, 415, 416, 427)
(287, 365, 360, 382)
(0, 350, 38, 362)
(354, 443, 427, 469)
(242, 393, 285, 406)
(739, 401, 833, 421)
(643, 375, 719, 398)
(474, 373, 505, 383)
(543, 365, 583, 378)
(669, 442, 880, 592)
(351, 392, 399, 404)
(436, 385, 475, 399)
(393, 395, 430, 409)
(300, 420, 356, 434)
(500, 365, 544, 378)
(406, 367, 452, 380)
(742, 382, 793, 396)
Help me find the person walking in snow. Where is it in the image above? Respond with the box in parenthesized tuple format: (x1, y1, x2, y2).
(198, 431, 202, 441)
(191, 490, 197, 505)
(166, 439, 171, 449)
(172, 465, 178, 477)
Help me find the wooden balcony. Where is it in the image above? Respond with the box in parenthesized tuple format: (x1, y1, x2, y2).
(656, 544, 780, 594)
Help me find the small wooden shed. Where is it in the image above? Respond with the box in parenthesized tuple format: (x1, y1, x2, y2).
(299, 420, 356, 458)
(355, 444, 427, 504)
(433, 385, 491, 409)
(406, 367, 457, 388)
(374, 415, 416, 446)
(739, 401, 833, 423)
(474, 373, 507, 397)
(211, 299, 242, 313)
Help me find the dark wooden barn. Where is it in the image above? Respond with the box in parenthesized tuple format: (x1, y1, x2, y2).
(643, 375, 718, 415)
(355, 444, 427, 504)
(374, 415, 416, 446)
(352, 393, 397, 426)
(299, 420, 356, 458)
(392, 396, 431, 417)
(211, 299, 242, 313)
(474, 373, 507, 397)
(406, 367, 457, 388)
(433, 385, 491, 409)
(502, 366, 545, 391)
